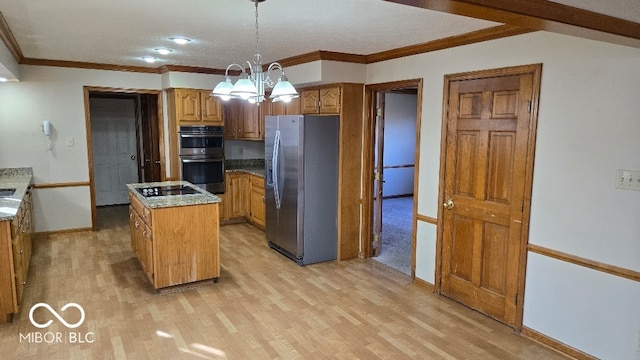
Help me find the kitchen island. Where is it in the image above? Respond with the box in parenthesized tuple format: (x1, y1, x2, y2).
(126, 181, 221, 290)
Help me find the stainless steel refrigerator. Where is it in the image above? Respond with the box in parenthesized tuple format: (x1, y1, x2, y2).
(265, 115, 339, 265)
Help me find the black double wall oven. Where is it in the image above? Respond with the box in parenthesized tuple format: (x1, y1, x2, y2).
(179, 125, 225, 194)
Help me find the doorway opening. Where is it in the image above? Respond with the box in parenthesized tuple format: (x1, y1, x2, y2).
(83, 87, 165, 230)
(362, 80, 422, 276)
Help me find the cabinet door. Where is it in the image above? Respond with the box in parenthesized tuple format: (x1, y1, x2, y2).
(271, 97, 301, 115)
(223, 100, 241, 139)
(201, 91, 223, 125)
(217, 193, 229, 221)
(227, 174, 247, 218)
(301, 90, 320, 114)
(12, 232, 25, 305)
(249, 176, 266, 227)
(143, 224, 154, 283)
(319, 86, 341, 114)
(177, 89, 201, 122)
(239, 103, 262, 140)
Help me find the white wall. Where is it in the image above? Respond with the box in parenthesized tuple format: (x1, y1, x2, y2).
(366, 31, 640, 359)
(0, 30, 638, 359)
(0, 39, 19, 80)
(382, 92, 416, 197)
(0, 65, 161, 231)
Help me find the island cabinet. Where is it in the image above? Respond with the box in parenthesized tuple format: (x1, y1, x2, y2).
(128, 191, 220, 289)
(223, 99, 263, 140)
(0, 187, 33, 324)
(170, 88, 224, 126)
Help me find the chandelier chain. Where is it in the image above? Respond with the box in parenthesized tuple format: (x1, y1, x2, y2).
(254, 0, 260, 60)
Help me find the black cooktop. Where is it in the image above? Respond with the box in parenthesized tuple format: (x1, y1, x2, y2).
(136, 185, 200, 197)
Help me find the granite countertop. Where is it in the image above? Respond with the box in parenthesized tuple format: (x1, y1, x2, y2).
(127, 181, 221, 209)
(225, 159, 265, 178)
(0, 168, 34, 221)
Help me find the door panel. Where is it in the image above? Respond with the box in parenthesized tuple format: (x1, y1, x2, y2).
(441, 71, 536, 326)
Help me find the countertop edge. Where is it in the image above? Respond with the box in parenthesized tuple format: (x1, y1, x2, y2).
(127, 181, 222, 209)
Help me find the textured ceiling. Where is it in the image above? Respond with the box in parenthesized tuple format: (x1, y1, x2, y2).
(0, 0, 499, 70)
(0, 0, 638, 80)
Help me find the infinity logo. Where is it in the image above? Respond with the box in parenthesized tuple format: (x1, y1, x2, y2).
(29, 303, 86, 329)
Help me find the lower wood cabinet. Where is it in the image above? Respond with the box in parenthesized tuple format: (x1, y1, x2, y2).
(129, 192, 220, 289)
(0, 191, 33, 324)
(248, 175, 265, 228)
(220, 172, 265, 230)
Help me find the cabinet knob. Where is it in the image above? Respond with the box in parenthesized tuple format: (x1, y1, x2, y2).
(135, 221, 139, 228)
(21, 281, 26, 285)
(19, 249, 24, 254)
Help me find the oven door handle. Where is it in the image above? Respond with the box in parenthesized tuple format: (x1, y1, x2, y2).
(181, 158, 223, 163)
(179, 134, 223, 138)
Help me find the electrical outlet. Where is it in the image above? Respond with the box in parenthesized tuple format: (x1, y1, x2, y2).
(615, 169, 640, 191)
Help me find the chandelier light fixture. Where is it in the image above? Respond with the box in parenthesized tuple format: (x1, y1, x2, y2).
(211, 0, 298, 105)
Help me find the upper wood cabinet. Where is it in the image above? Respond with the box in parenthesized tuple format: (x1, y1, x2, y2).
(174, 88, 223, 126)
(269, 96, 301, 116)
(301, 86, 341, 114)
(223, 100, 263, 140)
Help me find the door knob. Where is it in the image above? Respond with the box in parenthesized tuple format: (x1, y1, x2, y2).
(443, 199, 454, 210)
(131, 155, 136, 160)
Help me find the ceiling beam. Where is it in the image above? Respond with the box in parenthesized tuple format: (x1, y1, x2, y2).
(385, 0, 640, 48)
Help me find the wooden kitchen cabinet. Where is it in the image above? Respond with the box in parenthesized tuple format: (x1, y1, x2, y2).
(129, 197, 153, 283)
(128, 192, 220, 289)
(267, 96, 301, 116)
(301, 83, 365, 260)
(248, 175, 265, 229)
(220, 172, 265, 230)
(223, 100, 263, 140)
(173, 88, 224, 126)
(301, 86, 341, 114)
(225, 172, 248, 219)
(0, 190, 33, 323)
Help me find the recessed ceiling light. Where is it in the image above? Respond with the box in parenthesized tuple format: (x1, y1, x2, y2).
(141, 56, 157, 64)
(0, 77, 7, 82)
(155, 48, 173, 55)
(170, 37, 191, 45)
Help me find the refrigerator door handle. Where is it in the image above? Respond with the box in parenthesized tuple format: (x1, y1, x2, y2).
(273, 130, 282, 209)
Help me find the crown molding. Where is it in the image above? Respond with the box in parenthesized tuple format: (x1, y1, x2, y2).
(0, 12, 23, 62)
(159, 65, 230, 75)
(385, 0, 640, 48)
(365, 24, 534, 63)
(21, 58, 160, 73)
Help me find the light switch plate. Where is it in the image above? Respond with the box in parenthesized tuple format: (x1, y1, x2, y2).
(615, 169, 640, 191)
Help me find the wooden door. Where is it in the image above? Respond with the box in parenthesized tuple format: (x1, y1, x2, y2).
(440, 66, 540, 327)
(372, 92, 386, 257)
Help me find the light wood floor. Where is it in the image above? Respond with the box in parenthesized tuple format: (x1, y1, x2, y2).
(0, 205, 570, 359)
